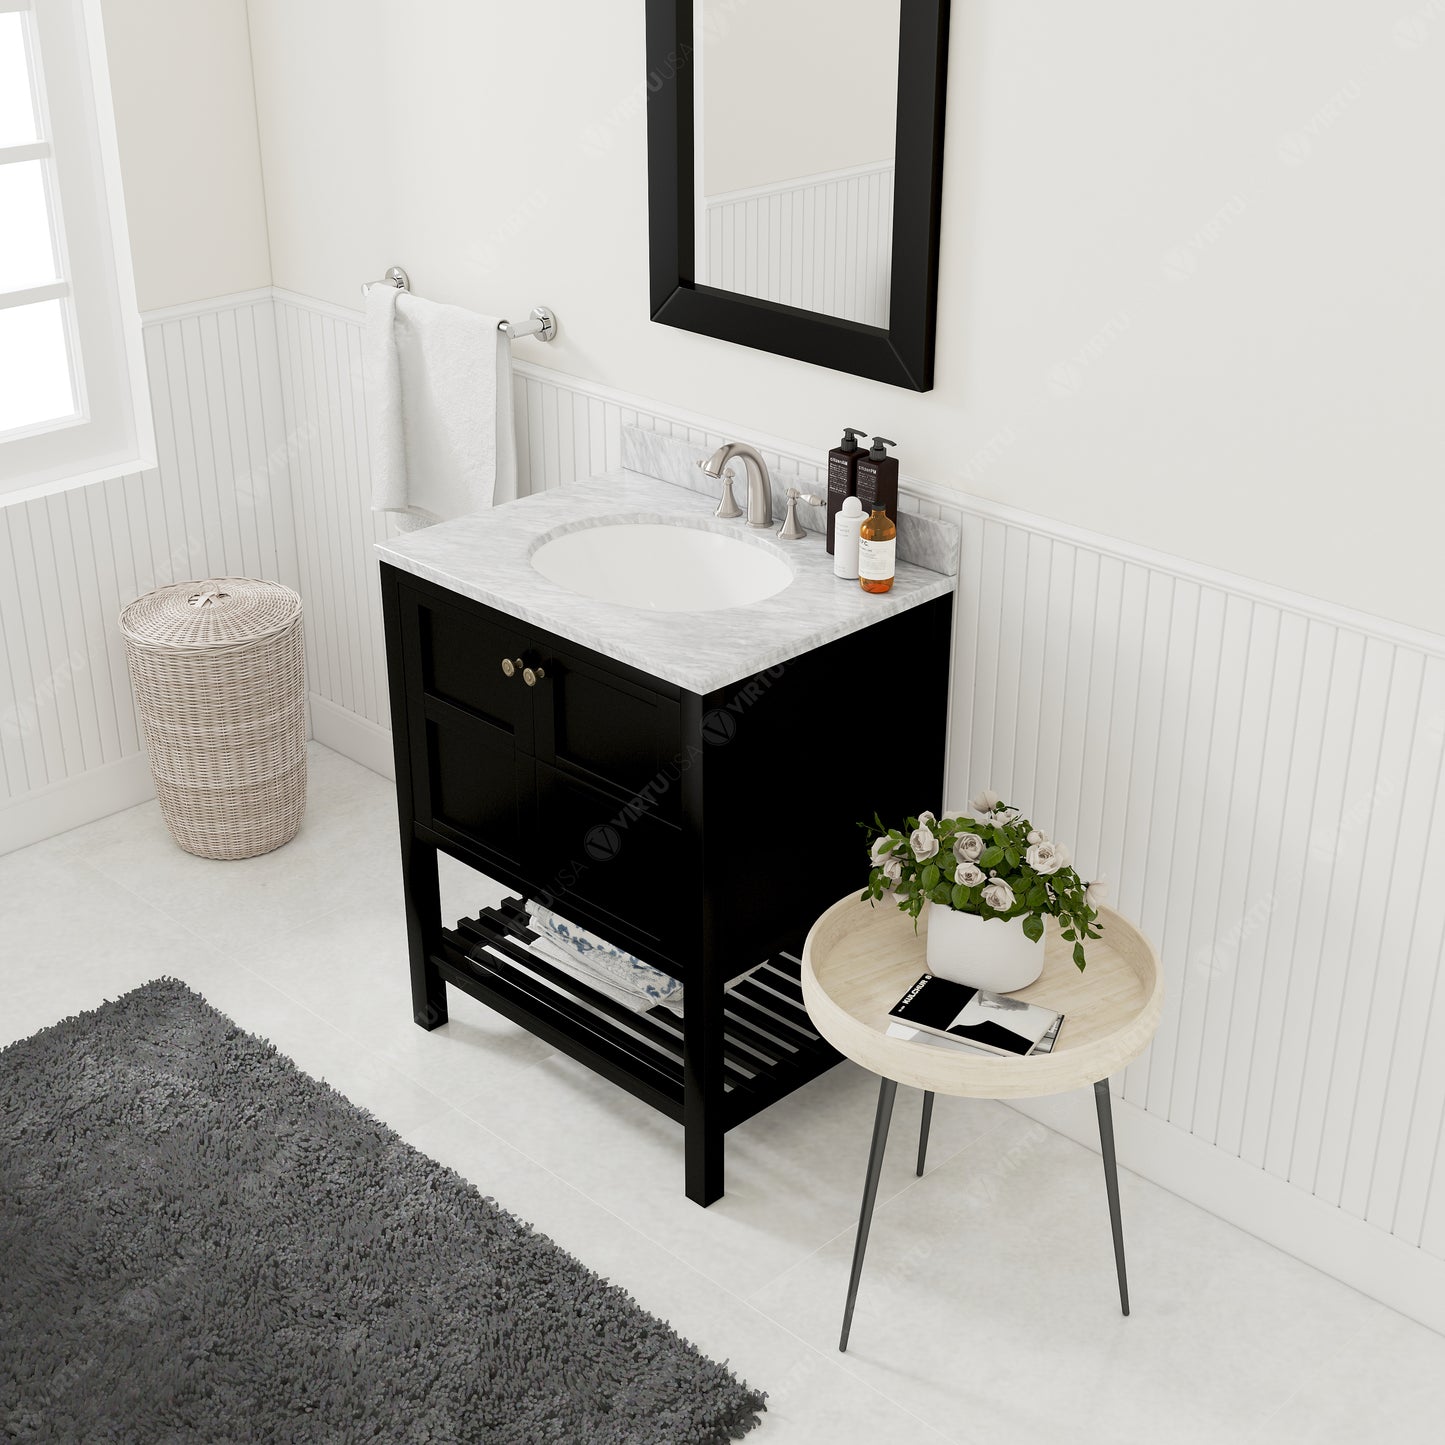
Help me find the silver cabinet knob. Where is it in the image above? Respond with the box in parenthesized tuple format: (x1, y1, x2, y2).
(523, 665, 545, 687)
(501, 657, 521, 678)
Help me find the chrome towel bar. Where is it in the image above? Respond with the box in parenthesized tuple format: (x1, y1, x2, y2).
(360, 267, 557, 343)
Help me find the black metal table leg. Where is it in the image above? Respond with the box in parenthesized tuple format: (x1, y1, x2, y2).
(917, 1091, 934, 1176)
(840, 1077, 897, 1352)
(1094, 1077, 1129, 1315)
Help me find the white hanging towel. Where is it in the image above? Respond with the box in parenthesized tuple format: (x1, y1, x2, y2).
(363, 283, 517, 532)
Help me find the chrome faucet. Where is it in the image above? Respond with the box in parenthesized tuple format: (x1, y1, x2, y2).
(699, 441, 773, 529)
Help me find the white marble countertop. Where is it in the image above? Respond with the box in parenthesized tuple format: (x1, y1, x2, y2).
(375, 470, 956, 694)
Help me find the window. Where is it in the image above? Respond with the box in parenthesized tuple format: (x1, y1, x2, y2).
(0, 0, 151, 502)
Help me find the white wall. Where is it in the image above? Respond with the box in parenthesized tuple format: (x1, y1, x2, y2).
(246, 0, 1445, 638)
(699, 0, 898, 196)
(100, 0, 271, 309)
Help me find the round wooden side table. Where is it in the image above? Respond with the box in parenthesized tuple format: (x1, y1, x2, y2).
(801, 894, 1164, 1352)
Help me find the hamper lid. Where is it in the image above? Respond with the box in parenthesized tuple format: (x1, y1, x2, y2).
(120, 578, 302, 649)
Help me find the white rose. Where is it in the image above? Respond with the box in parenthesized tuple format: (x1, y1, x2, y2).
(1027, 829, 1047, 845)
(1085, 876, 1109, 909)
(953, 832, 985, 863)
(970, 788, 1002, 814)
(1057, 843, 1073, 868)
(882, 857, 903, 886)
(1026, 841, 1064, 875)
(917, 811, 936, 830)
(910, 824, 939, 861)
(981, 879, 1016, 912)
(956, 861, 986, 888)
(870, 836, 894, 865)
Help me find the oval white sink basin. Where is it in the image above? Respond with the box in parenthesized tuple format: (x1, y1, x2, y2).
(531, 522, 793, 613)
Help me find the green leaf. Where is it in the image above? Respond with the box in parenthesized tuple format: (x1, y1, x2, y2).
(921, 863, 940, 890)
(950, 883, 970, 909)
(1021, 912, 1044, 942)
(1062, 927, 1076, 941)
(1027, 885, 1048, 909)
(1073, 942, 1087, 971)
(1004, 847, 1019, 869)
(979, 846, 1004, 868)
(932, 882, 952, 904)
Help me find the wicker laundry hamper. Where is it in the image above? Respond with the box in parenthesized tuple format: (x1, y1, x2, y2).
(120, 579, 306, 860)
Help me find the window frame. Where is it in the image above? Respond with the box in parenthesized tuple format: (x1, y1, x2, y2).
(0, 0, 153, 505)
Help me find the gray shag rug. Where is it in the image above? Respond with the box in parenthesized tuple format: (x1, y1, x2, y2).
(0, 979, 765, 1443)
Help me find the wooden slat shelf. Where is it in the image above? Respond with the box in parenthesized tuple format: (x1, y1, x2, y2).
(436, 899, 840, 1134)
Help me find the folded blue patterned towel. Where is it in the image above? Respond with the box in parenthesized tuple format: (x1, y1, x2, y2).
(524, 901, 684, 1007)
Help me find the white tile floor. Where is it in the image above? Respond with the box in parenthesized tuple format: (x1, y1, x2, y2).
(5, 742, 1445, 1443)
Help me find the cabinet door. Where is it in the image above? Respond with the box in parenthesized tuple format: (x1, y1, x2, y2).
(419, 697, 535, 875)
(532, 645, 684, 825)
(532, 762, 689, 967)
(407, 587, 535, 740)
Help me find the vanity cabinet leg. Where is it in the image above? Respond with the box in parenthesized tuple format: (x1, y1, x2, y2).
(381, 569, 446, 1032)
(404, 836, 447, 1031)
(684, 1111, 724, 1207)
(683, 969, 725, 1206)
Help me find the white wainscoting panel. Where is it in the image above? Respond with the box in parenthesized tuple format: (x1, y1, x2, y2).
(702, 162, 895, 328)
(0, 294, 300, 851)
(271, 295, 394, 736)
(948, 513, 1445, 1260)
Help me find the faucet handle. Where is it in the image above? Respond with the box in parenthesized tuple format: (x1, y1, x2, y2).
(713, 464, 743, 520)
(777, 486, 824, 541)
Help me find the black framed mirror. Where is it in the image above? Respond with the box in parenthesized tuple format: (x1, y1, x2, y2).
(646, 0, 950, 392)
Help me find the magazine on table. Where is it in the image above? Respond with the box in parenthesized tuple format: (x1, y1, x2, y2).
(886, 1016, 1063, 1058)
(887, 973, 1064, 1058)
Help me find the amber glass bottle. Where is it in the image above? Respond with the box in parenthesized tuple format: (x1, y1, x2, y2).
(858, 505, 896, 594)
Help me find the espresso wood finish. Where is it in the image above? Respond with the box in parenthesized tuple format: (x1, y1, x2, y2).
(382, 561, 953, 1203)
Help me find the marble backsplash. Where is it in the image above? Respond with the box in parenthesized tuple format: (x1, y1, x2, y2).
(620, 426, 960, 576)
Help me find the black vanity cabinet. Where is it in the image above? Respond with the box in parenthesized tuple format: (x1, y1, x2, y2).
(381, 562, 953, 1205)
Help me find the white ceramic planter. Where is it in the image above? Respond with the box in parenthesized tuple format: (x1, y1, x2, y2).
(925, 904, 1046, 993)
